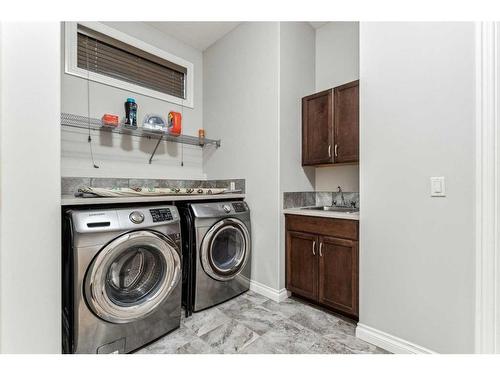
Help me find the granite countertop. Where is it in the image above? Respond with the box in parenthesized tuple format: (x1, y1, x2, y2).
(283, 207, 359, 221)
(61, 193, 246, 206)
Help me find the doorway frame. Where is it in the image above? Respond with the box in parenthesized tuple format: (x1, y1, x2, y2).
(475, 21, 500, 354)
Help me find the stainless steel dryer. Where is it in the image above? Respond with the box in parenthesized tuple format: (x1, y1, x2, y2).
(62, 205, 182, 354)
(179, 201, 251, 314)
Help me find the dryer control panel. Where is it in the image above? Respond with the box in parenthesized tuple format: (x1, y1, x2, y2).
(232, 202, 248, 212)
(190, 201, 250, 219)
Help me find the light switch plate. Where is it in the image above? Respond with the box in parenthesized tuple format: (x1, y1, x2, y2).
(230, 181, 235, 191)
(430, 176, 446, 197)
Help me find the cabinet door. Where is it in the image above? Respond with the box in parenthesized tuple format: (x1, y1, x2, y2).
(302, 89, 333, 165)
(286, 231, 318, 300)
(334, 80, 359, 163)
(318, 236, 358, 317)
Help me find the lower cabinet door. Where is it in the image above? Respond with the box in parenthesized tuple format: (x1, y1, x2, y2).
(286, 231, 318, 301)
(318, 236, 358, 317)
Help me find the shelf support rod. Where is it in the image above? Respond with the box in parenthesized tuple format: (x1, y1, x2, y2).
(149, 134, 163, 164)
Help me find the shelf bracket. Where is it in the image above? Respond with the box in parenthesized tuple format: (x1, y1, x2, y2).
(148, 134, 163, 164)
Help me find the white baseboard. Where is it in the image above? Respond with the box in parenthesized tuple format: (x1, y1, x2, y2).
(249, 280, 290, 302)
(356, 323, 437, 354)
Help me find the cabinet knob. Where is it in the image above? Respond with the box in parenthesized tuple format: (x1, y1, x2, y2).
(319, 242, 323, 257)
(328, 145, 332, 158)
(334, 144, 338, 157)
(312, 241, 316, 256)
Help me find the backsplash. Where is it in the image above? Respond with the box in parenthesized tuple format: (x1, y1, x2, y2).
(62, 177, 245, 196)
(283, 191, 359, 209)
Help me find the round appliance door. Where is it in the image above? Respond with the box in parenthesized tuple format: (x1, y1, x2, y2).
(200, 218, 250, 281)
(85, 230, 181, 324)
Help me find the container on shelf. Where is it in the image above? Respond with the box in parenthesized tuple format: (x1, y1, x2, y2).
(124, 98, 137, 127)
(198, 129, 205, 146)
(101, 114, 120, 127)
(143, 114, 166, 133)
(168, 111, 182, 136)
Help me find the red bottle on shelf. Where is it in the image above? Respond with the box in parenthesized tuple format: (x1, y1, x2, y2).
(168, 111, 182, 136)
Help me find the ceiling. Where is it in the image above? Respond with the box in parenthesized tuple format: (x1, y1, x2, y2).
(309, 22, 328, 29)
(147, 22, 329, 51)
(147, 22, 240, 51)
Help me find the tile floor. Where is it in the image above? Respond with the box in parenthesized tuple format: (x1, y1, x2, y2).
(137, 291, 389, 354)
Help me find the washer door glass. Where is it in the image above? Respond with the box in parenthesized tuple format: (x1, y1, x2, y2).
(105, 245, 164, 306)
(85, 230, 181, 324)
(201, 218, 250, 281)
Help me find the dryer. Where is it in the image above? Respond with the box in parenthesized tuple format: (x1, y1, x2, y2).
(62, 205, 182, 354)
(179, 201, 251, 315)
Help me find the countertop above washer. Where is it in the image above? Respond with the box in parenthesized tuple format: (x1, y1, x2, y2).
(61, 193, 246, 206)
(283, 207, 359, 221)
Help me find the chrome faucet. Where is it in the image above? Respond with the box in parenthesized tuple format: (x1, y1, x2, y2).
(337, 186, 346, 207)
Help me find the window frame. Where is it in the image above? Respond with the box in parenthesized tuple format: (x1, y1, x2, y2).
(64, 22, 194, 108)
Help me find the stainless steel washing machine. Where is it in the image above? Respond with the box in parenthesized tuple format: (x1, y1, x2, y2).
(179, 201, 251, 314)
(62, 205, 182, 354)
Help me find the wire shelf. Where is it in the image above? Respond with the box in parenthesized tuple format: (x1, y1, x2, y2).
(60, 112, 221, 148)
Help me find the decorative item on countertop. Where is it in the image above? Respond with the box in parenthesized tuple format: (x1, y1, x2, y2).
(101, 114, 120, 127)
(143, 114, 166, 133)
(76, 186, 228, 197)
(198, 129, 205, 146)
(124, 98, 137, 128)
(168, 111, 182, 136)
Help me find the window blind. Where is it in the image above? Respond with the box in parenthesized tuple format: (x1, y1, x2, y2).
(77, 25, 186, 99)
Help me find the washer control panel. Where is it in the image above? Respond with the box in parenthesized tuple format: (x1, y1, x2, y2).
(72, 205, 180, 233)
(129, 211, 145, 224)
(149, 208, 173, 222)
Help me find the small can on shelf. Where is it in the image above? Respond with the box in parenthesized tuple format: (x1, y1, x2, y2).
(198, 129, 205, 146)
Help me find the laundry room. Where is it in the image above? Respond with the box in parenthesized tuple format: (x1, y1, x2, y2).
(0, 5, 488, 368)
(59, 20, 324, 354)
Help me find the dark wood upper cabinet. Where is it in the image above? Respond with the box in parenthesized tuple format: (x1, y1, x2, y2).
(286, 230, 318, 301)
(302, 89, 333, 165)
(302, 80, 359, 166)
(334, 81, 359, 163)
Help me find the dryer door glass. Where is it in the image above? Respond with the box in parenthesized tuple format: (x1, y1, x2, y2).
(201, 218, 250, 281)
(85, 231, 181, 324)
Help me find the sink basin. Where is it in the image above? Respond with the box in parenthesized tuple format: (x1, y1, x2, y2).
(302, 206, 359, 213)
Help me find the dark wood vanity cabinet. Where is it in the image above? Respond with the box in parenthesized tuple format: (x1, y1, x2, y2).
(302, 80, 359, 166)
(286, 231, 318, 301)
(318, 236, 358, 315)
(285, 214, 359, 319)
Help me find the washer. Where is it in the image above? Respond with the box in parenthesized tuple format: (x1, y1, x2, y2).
(62, 205, 182, 354)
(179, 201, 251, 314)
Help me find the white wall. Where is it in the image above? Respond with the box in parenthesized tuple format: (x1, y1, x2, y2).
(0, 22, 61, 353)
(359, 22, 475, 353)
(315, 22, 360, 91)
(315, 165, 359, 192)
(314, 22, 360, 192)
(203, 22, 281, 290)
(61, 22, 205, 179)
(279, 22, 316, 288)
(280, 22, 316, 194)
